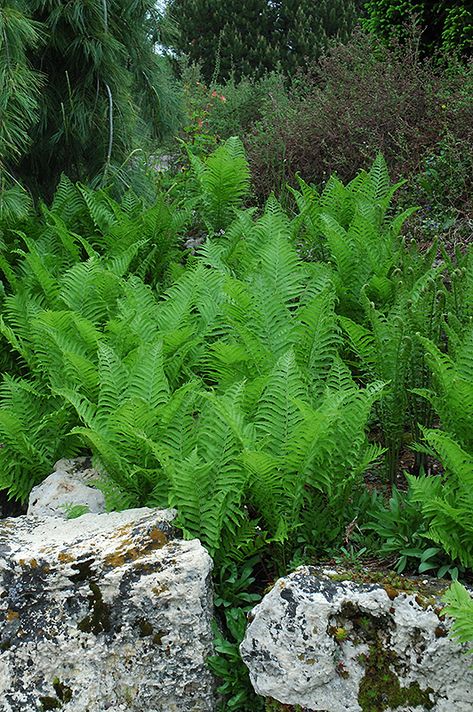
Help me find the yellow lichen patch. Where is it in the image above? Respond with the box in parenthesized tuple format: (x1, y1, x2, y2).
(29, 558, 38, 569)
(6, 609, 19, 622)
(58, 552, 75, 564)
(112, 524, 134, 542)
(148, 527, 168, 548)
(104, 527, 170, 569)
(152, 583, 169, 596)
(104, 552, 127, 568)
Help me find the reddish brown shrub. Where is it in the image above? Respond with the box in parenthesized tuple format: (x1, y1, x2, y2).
(245, 31, 473, 209)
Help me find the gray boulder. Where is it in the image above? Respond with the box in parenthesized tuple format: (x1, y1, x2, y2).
(27, 457, 105, 518)
(240, 566, 473, 712)
(0, 507, 215, 711)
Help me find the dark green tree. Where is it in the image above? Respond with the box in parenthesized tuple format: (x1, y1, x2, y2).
(166, 0, 277, 81)
(1, 0, 181, 195)
(0, 1, 43, 171)
(165, 0, 358, 81)
(362, 1, 473, 55)
(273, 0, 359, 74)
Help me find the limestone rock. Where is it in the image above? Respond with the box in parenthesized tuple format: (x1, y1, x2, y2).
(0, 508, 215, 711)
(27, 457, 105, 518)
(240, 566, 473, 712)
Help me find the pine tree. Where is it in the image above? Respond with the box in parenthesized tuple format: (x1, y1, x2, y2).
(1, 1, 181, 196)
(274, 0, 358, 74)
(0, 2, 43, 171)
(165, 0, 358, 81)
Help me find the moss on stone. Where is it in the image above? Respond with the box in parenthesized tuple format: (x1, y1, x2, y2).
(358, 644, 435, 711)
(332, 601, 436, 711)
(321, 566, 449, 604)
(53, 678, 73, 704)
(264, 701, 305, 711)
(77, 581, 111, 634)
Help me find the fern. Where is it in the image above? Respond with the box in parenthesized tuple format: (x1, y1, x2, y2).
(408, 429, 473, 568)
(443, 582, 473, 654)
(0, 375, 80, 501)
(418, 324, 473, 453)
(187, 136, 250, 231)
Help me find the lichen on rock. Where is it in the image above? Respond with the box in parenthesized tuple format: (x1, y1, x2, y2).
(240, 566, 473, 712)
(0, 507, 215, 711)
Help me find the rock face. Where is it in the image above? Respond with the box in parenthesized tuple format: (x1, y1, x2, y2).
(27, 457, 106, 518)
(240, 566, 473, 712)
(0, 508, 215, 711)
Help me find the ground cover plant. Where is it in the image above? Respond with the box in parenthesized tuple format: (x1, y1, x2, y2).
(1, 138, 473, 707)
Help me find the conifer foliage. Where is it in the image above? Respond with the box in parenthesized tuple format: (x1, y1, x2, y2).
(0, 1, 43, 169)
(0, 0, 180, 195)
(165, 0, 358, 81)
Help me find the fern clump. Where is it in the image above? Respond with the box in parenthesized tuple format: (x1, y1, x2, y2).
(186, 136, 250, 232)
(407, 429, 473, 568)
(0, 142, 470, 582)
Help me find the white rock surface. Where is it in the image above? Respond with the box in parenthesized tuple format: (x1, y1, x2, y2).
(0, 508, 215, 711)
(27, 457, 105, 518)
(240, 566, 473, 712)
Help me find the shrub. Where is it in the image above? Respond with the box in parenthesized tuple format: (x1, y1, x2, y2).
(180, 63, 290, 149)
(245, 31, 473, 214)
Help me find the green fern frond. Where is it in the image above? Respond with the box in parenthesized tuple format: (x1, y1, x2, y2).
(255, 350, 307, 457)
(96, 342, 129, 419)
(408, 430, 473, 567)
(125, 338, 170, 411)
(188, 136, 250, 231)
(443, 582, 473, 653)
(49, 176, 85, 226)
(295, 287, 340, 389)
(59, 259, 124, 324)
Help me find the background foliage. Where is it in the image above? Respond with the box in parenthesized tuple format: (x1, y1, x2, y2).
(363, 0, 473, 55)
(165, 0, 358, 81)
